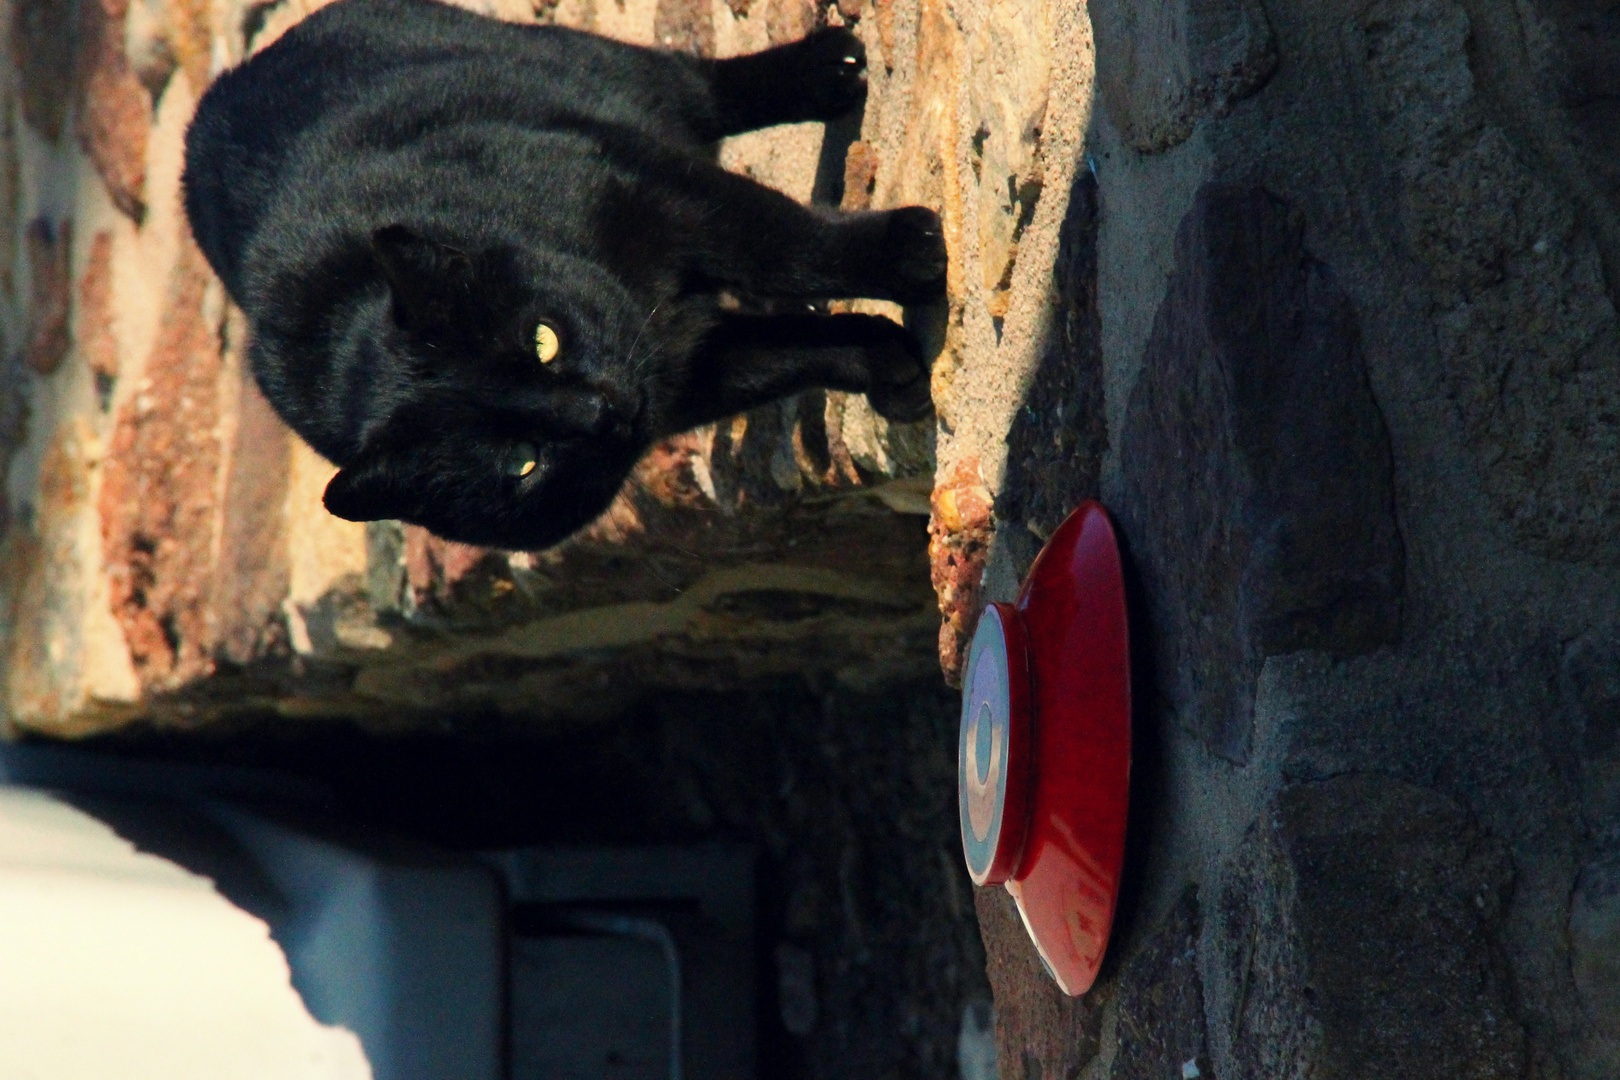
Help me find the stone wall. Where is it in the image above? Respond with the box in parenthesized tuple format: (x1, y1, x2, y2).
(972, 0, 1620, 1076)
(1, 0, 1618, 1073)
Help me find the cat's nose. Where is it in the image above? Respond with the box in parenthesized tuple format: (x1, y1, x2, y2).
(581, 386, 640, 438)
(568, 391, 609, 433)
(544, 387, 622, 437)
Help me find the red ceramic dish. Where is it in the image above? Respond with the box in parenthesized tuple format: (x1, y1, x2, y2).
(957, 501, 1131, 995)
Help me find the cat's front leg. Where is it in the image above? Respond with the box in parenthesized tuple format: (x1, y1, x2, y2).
(679, 164, 947, 305)
(699, 28, 868, 137)
(840, 206, 950, 305)
(657, 312, 932, 435)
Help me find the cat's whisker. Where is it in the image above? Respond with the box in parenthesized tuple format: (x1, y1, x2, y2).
(626, 302, 660, 376)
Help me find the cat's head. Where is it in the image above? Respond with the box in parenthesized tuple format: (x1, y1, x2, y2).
(320, 225, 655, 549)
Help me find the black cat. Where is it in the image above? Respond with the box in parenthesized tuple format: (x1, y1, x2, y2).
(182, 0, 943, 549)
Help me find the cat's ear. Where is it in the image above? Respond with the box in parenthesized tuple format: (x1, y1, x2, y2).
(371, 224, 474, 335)
(323, 451, 406, 523)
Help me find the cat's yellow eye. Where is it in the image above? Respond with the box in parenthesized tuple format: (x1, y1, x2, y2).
(535, 323, 560, 364)
(504, 442, 539, 478)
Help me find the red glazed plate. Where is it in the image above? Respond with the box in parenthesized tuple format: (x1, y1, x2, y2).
(957, 502, 1131, 995)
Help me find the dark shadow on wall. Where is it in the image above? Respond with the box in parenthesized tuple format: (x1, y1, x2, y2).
(996, 166, 1109, 544)
(1099, 520, 1170, 980)
(811, 107, 865, 209)
(1112, 184, 1405, 765)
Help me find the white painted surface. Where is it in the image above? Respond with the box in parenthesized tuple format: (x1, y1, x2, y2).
(0, 788, 372, 1080)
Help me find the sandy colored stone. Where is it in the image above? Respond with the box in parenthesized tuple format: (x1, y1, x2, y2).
(77, 230, 120, 390)
(718, 122, 825, 205)
(653, 0, 715, 56)
(76, 0, 151, 222)
(165, 0, 216, 92)
(841, 140, 880, 211)
(6, 426, 98, 722)
(98, 238, 222, 691)
(281, 439, 370, 646)
(928, 456, 991, 685)
(210, 370, 293, 665)
(4, 418, 141, 728)
(764, 0, 814, 46)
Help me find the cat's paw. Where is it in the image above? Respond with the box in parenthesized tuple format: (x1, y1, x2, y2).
(797, 27, 868, 119)
(883, 207, 948, 305)
(865, 330, 935, 422)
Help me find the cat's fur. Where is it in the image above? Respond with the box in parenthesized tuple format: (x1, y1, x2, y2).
(182, 0, 943, 549)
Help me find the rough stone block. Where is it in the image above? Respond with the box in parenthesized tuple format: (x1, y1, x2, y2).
(1109, 887, 1208, 1080)
(1214, 775, 1526, 1080)
(1117, 184, 1403, 762)
(98, 239, 224, 693)
(841, 141, 880, 212)
(1354, 0, 1620, 563)
(77, 230, 120, 399)
(929, 457, 993, 686)
(654, 0, 715, 55)
(76, 0, 150, 222)
(210, 373, 295, 666)
(1563, 630, 1620, 837)
(1091, 0, 1276, 154)
(1524, 0, 1620, 223)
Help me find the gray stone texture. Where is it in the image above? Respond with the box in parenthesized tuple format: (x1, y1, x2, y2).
(1353, 0, 1620, 565)
(975, 885, 1104, 1080)
(979, 0, 1620, 1075)
(1117, 183, 1403, 763)
(1566, 631, 1620, 843)
(1572, 853, 1620, 1068)
(1108, 887, 1208, 1080)
(1091, 0, 1278, 154)
(1214, 776, 1525, 1080)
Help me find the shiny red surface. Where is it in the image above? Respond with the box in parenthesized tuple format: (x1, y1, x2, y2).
(1006, 502, 1131, 996)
